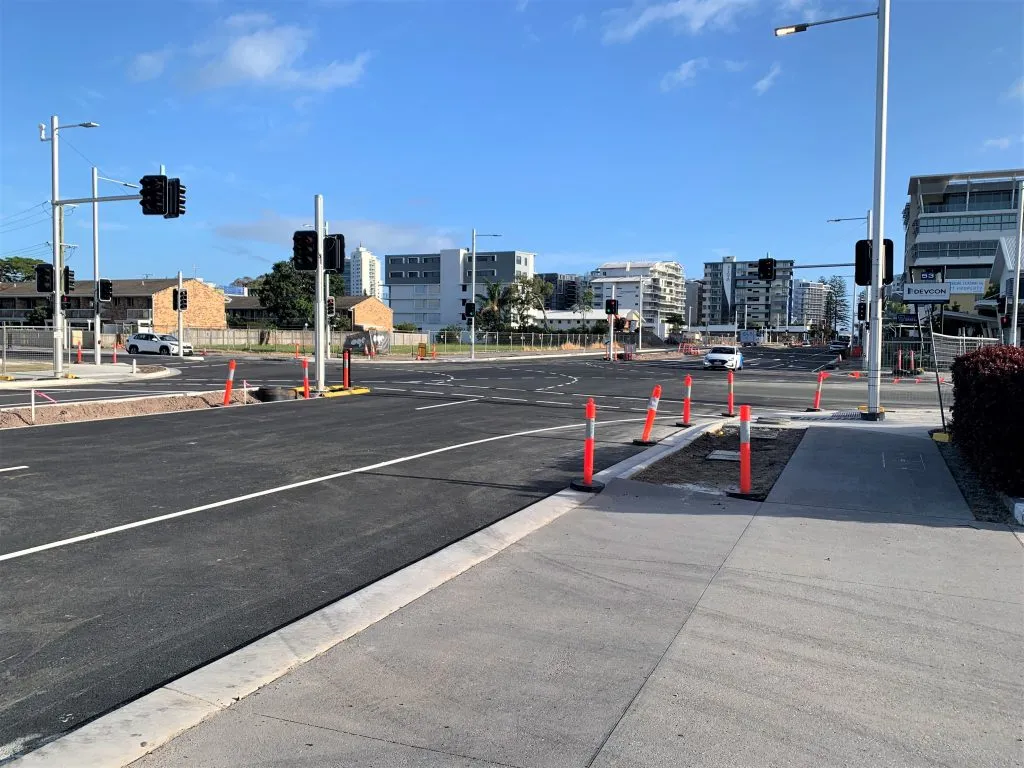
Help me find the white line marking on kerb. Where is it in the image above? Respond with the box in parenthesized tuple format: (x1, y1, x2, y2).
(415, 399, 481, 411)
(0, 415, 671, 563)
(0, 466, 29, 473)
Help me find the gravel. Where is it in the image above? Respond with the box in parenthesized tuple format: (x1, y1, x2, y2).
(933, 437, 1017, 525)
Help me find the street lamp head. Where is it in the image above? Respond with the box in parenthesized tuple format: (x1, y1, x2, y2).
(78, 122, 100, 128)
(774, 23, 807, 36)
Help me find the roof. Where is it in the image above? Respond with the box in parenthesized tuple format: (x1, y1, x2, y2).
(0, 278, 208, 297)
(224, 295, 263, 309)
(908, 169, 1024, 194)
(337, 295, 388, 310)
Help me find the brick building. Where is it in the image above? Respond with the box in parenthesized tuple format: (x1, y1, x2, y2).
(0, 278, 227, 332)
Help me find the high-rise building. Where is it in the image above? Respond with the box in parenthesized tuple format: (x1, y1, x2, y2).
(537, 273, 588, 311)
(589, 261, 685, 334)
(385, 249, 535, 330)
(684, 279, 704, 327)
(701, 256, 794, 328)
(792, 280, 829, 328)
(345, 245, 383, 299)
(903, 170, 1023, 312)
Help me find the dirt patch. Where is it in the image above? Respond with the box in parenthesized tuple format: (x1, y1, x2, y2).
(933, 437, 1016, 525)
(0, 389, 253, 429)
(633, 426, 807, 501)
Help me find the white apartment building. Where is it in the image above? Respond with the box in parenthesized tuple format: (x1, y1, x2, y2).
(792, 280, 829, 328)
(589, 261, 685, 336)
(385, 248, 535, 330)
(701, 256, 794, 328)
(347, 245, 383, 300)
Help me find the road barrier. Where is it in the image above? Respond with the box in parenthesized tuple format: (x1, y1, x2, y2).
(722, 370, 737, 417)
(76, 343, 82, 364)
(739, 405, 752, 494)
(294, 344, 300, 360)
(302, 359, 310, 399)
(633, 384, 662, 446)
(676, 374, 693, 428)
(570, 398, 605, 493)
(343, 349, 352, 389)
(808, 371, 828, 411)
(222, 360, 236, 406)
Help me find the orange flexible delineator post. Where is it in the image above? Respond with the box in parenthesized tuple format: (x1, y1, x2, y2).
(222, 360, 236, 406)
(807, 371, 828, 412)
(739, 405, 752, 495)
(570, 398, 605, 493)
(633, 384, 662, 446)
(721, 370, 736, 417)
(302, 358, 310, 399)
(76, 343, 82, 364)
(676, 374, 693, 428)
(343, 349, 351, 389)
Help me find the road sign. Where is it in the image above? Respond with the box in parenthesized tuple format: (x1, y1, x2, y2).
(896, 313, 918, 324)
(904, 283, 950, 304)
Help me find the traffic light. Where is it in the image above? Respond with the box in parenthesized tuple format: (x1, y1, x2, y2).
(857, 302, 867, 322)
(323, 234, 345, 272)
(997, 296, 1007, 314)
(139, 174, 169, 216)
(63, 266, 75, 293)
(292, 230, 318, 271)
(604, 298, 619, 315)
(172, 288, 189, 311)
(164, 178, 187, 219)
(465, 301, 476, 318)
(855, 239, 895, 286)
(757, 257, 777, 281)
(60, 294, 71, 309)
(98, 278, 113, 302)
(35, 263, 55, 293)
(1001, 315, 1011, 329)
(326, 296, 336, 317)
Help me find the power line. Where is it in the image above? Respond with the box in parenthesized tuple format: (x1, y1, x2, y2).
(0, 201, 49, 223)
(60, 135, 102, 173)
(0, 214, 51, 235)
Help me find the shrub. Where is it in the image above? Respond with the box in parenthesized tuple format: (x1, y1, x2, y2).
(949, 344, 1024, 496)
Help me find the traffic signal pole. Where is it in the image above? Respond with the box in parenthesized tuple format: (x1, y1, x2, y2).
(49, 116, 63, 378)
(177, 270, 184, 358)
(92, 167, 101, 364)
(314, 194, 326, 393)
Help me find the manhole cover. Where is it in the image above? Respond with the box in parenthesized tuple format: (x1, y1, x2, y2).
(707, 450, 740, 462)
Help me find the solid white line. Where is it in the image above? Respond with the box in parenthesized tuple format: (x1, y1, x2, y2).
(0, 415, 672, 563)
(535, 400, 576, 406)
(457, 384, 489, 389)
(372, 387, 408, 392)
(0, 466, 29, 473)
(414, 399, 481, 411)
(410, 390, 478, 398)
(490, 396, 528, 402)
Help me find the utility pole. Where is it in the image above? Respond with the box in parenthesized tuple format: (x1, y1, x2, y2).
(1012, 180, 1023, 346)
(177, 270, 184, 358)
(92, 167, 101, 364)
(49, 116, 63, 376)
(607, 283, 616, 358)
(314, 194, 326, 392)
(470, 229, 477, 361)
(637, 277, 644, 351)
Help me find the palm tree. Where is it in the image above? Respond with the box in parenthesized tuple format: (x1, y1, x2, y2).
(476, 278, 507, 331)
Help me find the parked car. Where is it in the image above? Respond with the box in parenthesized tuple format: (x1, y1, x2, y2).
(703, 345, 744, 371)
(125, 333, 193, 356)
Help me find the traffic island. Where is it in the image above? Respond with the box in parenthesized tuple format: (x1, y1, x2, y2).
(631, 425, 807, 502)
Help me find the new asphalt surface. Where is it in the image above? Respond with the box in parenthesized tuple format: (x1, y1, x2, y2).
(0, 348, 943, 760)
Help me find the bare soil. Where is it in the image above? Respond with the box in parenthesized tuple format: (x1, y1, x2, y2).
(0, 389, 253, 429)
(933, 437, 1017, 525)
(633, 426, 807, 501)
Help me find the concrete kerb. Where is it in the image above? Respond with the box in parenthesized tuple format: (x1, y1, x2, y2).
(0, 366, 179, 390)
(9, 417, 713, 768)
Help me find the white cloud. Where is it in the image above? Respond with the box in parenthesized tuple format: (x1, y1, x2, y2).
(660, 58, 709, 91)
(982, 137, 1013, 151)
(753, 62, 782, 95)
(571, 14, 588, 34)
(723, 59, 747, 72)
(777, 0, 824, 23)
(524, 25, 541, 44)
(516, 0, 529, 11)
(215, 211, 459, 255)
(128, 49, 172, 81)
(603, 0, 757, 43)
(1005, 77, 1024, 100)
(223, 12, 274, 29)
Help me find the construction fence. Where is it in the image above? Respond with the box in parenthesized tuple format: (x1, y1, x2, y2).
(0, 325, 98, 374)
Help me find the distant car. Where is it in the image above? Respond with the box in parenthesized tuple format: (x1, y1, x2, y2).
(801, 341, 812, 347)
(703, 345, 743, 371)
(828, 340, 850, 353)
(125, 333, 193, 356)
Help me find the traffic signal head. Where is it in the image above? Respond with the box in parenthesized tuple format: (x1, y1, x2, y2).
(164, 178, 187, 219)
(179, 289, 188, 311)
(857, 302, 867, 322)
(326, 296, 336, 317)
(35, 263, 55, 293)
(855, 240, 872, 286)
(292, 230, 318, 271)
(323, 234, 345, 272)
(883, 239, 894, 285)
(1001, 315, 1011, 329)
(757, 257, 777, 281)
(172, 288, 180, 311)
(63, 266, 75, 293)
(604, 298, 619, 315)
(139, 174, 169, 216)
(464, 301, 476, 318)
(98, 278, 113, 302)
(997, 296, 1007, 313)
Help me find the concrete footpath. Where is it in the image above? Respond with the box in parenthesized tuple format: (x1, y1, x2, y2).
(0, 363, 177, 389)
(49, 423, 1024, 766)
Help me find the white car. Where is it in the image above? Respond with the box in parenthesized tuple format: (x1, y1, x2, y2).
(125, 333, 193, 356)
(703, 345, 744, 371)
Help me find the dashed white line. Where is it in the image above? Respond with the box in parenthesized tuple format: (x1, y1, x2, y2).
(490, 396, 529, 402)
(0, 466, 29, 474)
(415, 399, 481, 411)
(535, 400, 576, 407)
(372, 387, 408, 392)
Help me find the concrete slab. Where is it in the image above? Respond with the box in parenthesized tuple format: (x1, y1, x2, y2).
(766, 425, 972, 520)
(591, 568, 1024, 768)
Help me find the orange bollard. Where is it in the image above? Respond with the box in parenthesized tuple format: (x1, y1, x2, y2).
(676, 374, 693, 428)
(910, 349, 916, 372)
(302, 358, 310, 399)
(739, 405, 752, 494)
(808, 371, 828, 411)
(342, 349, 351, 389)
(112, 344, 118, 364)
(633, 384, 662, 446)
(76, 343, 82, 364)
(222, 360, 236, 406)
(721, 370, 736, 417)
(294, 343, 300, 360)
(570, 398, 605, 492)
(897, 347, 903, 373)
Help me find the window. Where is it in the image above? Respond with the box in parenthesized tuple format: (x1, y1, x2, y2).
(406, 257, 420, 264)
(424, 299, 440, 309)
(422, 271, 440, 279)
(415, 284, 426, 295)
(428, 285, 440, 295)
(414, 299, 424, 309)
(389, 271, 404, 279)
(407, 271, 419, 278)
(426, 313, 441, 323)
(461, 284, 468, 292)
(391, 257, 405, 265)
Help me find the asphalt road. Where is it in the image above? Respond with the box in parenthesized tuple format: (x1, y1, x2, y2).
(0, 347, 943, 759)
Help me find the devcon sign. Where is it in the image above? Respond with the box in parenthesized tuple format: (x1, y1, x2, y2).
(904, 283, 951, 304)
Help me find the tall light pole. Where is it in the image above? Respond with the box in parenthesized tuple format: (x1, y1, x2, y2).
(39, 116, 98, 377)
(470, 229, 501, 361)
(776, 1, 889, 420)
(828, 210, 872, 369)
(1012, 180, 1023, 346)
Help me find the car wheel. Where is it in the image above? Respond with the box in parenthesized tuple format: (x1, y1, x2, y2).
(127, 345, 138, 354)
(159, 346, 170, 355)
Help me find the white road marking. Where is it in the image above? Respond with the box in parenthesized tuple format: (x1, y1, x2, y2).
(0, 414, 671, 563)
(535, 400, 576, 406)
(490, 396, 528, 402)
(0, 466, 29, 473)
(458, 384, 490, 389)
(372, 387, 408, 392)
(415, 399, 481, 411)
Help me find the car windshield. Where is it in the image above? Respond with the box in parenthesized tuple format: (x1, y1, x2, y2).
(710, 347, 736, 354)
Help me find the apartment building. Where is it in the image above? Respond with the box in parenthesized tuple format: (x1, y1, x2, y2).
(792, 280, 829, 328)
(700, 256, 794, 328)
(385, 249, 535, 330)
(537, 273, 588, 310)
(344, 245, 384, 300)
(589, 261, 685, 335)
(903, 169, 1023, 312)
(684, 279, 704, 326)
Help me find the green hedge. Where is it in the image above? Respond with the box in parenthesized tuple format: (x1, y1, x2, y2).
(950, 345, 1024, 496)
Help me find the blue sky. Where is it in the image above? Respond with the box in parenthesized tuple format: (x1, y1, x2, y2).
(1, 0, 1022, 287)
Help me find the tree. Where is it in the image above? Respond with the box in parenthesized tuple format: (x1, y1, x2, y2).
(580, 287, 595, 332)
(437, 324, 464, 343)
(25, 303, 50, 325)
(665, 312, 685, 331)
(820, 275, 851, 337)
(531, 276, 554, 330)
(253, 261, 344, 328)
(1, 256, 45, 283)
(394, 322, 420, 332)
(507, 274, 538, 330)
(476, 278, 509, 331)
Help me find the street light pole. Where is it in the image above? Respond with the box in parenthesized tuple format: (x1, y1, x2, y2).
(314, 194, 326, 392)
(49, 116, 62, 377)
(471, 228, 476, 360)
(91, 167, 101, 364)
(1012, 180, 1023, 346)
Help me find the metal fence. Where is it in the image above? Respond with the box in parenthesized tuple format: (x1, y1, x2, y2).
(1, 326, 101, 374)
